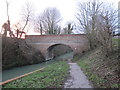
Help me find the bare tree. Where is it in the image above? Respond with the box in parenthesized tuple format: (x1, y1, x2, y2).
(35, 7, 62, 35)
(1, 0, 15, 38)
(76, 0, 116, 49)
(19, 2, 33, 38)
(53, 25, 61, 34)
(6, 0, 10, 21)
(12, 22, 26, 38)
(76, 0, 104, 49)
(96, 7, 117, 54)
(76, 0, 117, 53)
(63, 22, 75, 34)
(34, 15, 44, 35)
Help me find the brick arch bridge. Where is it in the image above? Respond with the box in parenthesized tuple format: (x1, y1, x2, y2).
(25, 34, 89, 60)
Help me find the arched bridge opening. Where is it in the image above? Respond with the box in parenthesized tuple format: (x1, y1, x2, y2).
(46, 44, 74, 60)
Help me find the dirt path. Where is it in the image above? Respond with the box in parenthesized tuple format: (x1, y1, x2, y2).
(64, 62, 93, 88)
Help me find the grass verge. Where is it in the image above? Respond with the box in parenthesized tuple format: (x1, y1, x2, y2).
(2, 61, 69, 88)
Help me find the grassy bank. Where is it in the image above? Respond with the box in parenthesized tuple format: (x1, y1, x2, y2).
(75, 39, 119, 88)
(2, 61, 69, 88)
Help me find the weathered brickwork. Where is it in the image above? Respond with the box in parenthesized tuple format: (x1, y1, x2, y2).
(25, 34, 89, 59)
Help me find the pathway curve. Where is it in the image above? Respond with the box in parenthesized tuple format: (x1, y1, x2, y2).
(64, 62, 93, 88)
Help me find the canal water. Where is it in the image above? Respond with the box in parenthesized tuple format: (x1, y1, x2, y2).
(2, 52, 73, 82)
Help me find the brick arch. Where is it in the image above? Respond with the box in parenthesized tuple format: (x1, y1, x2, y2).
(46, 43, 73, 60)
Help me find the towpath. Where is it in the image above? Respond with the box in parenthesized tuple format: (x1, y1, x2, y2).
(64, 62, 93, 88)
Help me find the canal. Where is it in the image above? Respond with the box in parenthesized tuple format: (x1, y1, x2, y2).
(2, 52, 73, 82)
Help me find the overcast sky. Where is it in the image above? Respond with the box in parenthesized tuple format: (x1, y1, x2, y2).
(0, 0, 119, 34)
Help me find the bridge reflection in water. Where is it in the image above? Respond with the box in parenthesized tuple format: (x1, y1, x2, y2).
(2, 52, 73, 82)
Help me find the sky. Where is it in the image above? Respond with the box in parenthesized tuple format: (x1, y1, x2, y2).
(0, 0, 119, 35)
